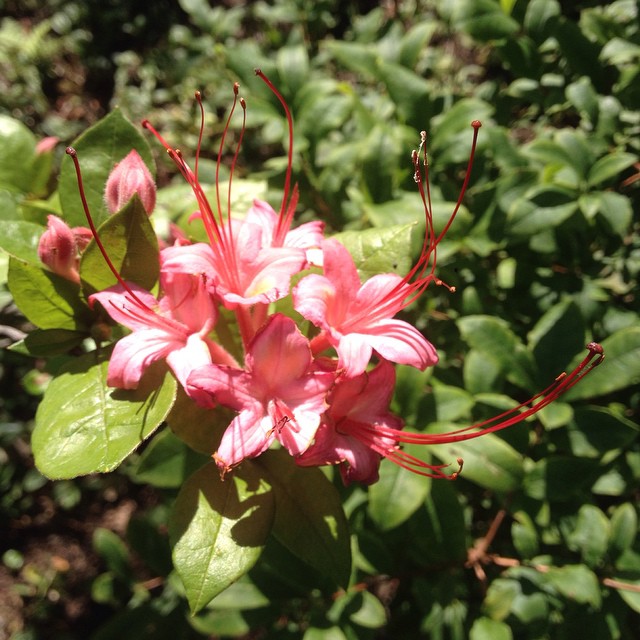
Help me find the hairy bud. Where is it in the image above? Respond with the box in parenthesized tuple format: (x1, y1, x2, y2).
(104, 149, 156, 215)
(38, 215, 80, 283)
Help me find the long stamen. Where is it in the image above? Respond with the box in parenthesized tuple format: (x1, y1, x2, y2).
(370, 343, 604, 451)
(65, 147, 151, 311)
(254, 68, 295, 244)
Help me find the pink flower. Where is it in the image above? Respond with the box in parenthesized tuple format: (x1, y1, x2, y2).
(299, 344, 604, 483)
(187, 314, 334, 473)
(104, 149, 156, 215)
(141, 77, 324, 346)
(297, 360, 403, 485)
(293, 238, 438, 377)
(90, 272, 235, 390)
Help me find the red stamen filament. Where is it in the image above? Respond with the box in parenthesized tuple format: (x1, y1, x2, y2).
(254, 68, 296, 245)
(368, 343, 604, 468)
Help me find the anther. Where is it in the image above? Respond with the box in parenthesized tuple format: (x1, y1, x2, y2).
(233, 82, 239, 95)
(471, 120, 482, 129)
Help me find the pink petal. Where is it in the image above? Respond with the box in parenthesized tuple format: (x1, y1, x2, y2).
(215, 410, 275, 470)
(292, 273, 334, 328)
(364, 319, 438, 370)
(90, 285, 165, 332)
(108, 330, 180, 389)
(247, 314, 312, 387)
(166, 333, 213, 390)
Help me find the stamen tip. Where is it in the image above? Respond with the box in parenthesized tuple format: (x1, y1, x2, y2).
(254, 67, 261, 75)
(587, 341, 603, 355)
(233, 82, 239, 95)
(471, 120, 482, 129)
(65, 146, 76, 157)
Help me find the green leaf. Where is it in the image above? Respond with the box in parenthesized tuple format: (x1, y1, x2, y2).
(592, 191, 633, 236)
(17, 328, 87, 356)
(169, 461, 274, 613)
(134, 428, 209, 489)
(329, 590, 387, 629)
(528, 299, 585, 385)
(567, 505, 610, 567)
(568, 406, 639, 458)
(564, 326, 640, 400)
(334, 223, 414, 280)
(511, 510, 539, 559)
(456, 0, 519, 41)
(427, 423, 525, 492)
(80, 196, 159, 295)
(93, 528, 131, 580)
(0, 115, 37, 193)
(276, 44, 309, 96)
(368, 451, 431, 531)
(457, 315, 537, 389)
(470, 617, 513, 640)
(545, 564, 602, 607)
(32, 355, 176, 478)
(508, 187, 579, 237)
(255, 449, 351, 588)
(58, 109, 154, 228)
(609, 503, 638, 555)
(8, 258, 92, 330)
(587, 151, 637, 187)
(0, 220, 43, 264)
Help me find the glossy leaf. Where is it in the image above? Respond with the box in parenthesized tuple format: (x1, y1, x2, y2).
(32, 355, 176, 478)
(545, 564, 602, 607)
(7, 258, 91, 331)
(334, 223, 414, 280)
(79, 196, 159, 295)
(368, 451, 431, 531)
(0, 220, 43, 264)
(457, 315, 536, 389)
(427, 423, 525, 492)
(564, 326, 640, 400)
(255, 449, 351, 588)
(169, 461, 274, 613)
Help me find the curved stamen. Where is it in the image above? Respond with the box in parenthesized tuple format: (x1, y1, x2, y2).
(65, 147, 151, 312)
(254, 68, 295, 245)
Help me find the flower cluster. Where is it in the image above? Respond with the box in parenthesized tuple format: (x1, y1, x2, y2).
(50, 70, 604, 486)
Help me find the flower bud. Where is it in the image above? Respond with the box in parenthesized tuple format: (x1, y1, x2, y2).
(38, 215, 80, 283)
(104, 149, 156, 215)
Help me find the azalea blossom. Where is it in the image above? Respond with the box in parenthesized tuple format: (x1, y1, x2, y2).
(302, 343, 604, 483)
(294, 238, 438, 377)
(90, 271, 236, 390)
(141, 74, 323, 347)
(187, 313, 334, 473)
(296, 359, 403, 485)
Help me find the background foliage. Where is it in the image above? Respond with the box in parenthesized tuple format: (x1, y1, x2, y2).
(1, 0, 638, 638)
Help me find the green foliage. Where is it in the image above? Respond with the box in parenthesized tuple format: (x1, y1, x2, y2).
(0, 0, 638, 638)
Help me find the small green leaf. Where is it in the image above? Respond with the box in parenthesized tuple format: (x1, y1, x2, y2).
(13, 328, 87, 357)
(8, 258, 91, 331)
(93, 528, 131, 581)
(587, 151, 637, 187)
(32, 355, 176, 478)
(567, 505, 610, 567)
(427, 423, 524, 492)
(457, 315, 536, 389)
(564, 326, 640, 400)
(58, 109, 154, 228)
(545, 564, 602, 607)
(368, 451, 431, 531)
(0, 220, 43, 264)
(134, 428, 209, 489)
(470, 617, 513, 640)
(169, 461, 274, 613)
(256, 449, 351, 588)
(80, 196, 159, 295)
(508, 187, 579, 237)
(0, 115, 37, 193)
(609, 503, 638, 555)
(334, 223, 414, 280)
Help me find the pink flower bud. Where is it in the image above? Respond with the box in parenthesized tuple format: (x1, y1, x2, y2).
(104, 149, 156, 215)
(38, 215, 80, 283)
(35, 136, 59, 155)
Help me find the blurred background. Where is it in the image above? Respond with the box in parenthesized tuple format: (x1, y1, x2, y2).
(1, 1, 639, 638)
